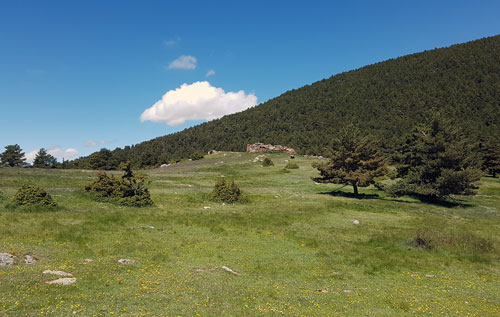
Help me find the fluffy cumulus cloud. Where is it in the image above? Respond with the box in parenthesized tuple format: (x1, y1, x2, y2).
(140, 81, 257, 126)
(168, 55, 197, 70)
(24, 147, 79, 163)
(206, 69, 216, 77)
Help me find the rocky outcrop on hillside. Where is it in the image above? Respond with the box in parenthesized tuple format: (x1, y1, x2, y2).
(246, 143, 296, 154)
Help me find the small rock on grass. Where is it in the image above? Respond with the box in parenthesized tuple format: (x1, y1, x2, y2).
(203, 206, 211, 210)
(221, 266, 240, 275)
(118, 259, 135, 265)
(352, 219, 360, 225)
(0, 253, 14, 266)
(84, 258, 94, 263)
(43, 270, 73, 277)
(24, 255, 37, 264)
(46, 278, 77, 285)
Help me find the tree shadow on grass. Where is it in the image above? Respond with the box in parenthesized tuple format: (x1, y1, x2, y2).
(319, 190, 473, 208)
(319, 191, 380, 200)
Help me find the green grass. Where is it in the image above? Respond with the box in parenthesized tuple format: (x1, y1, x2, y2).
(1, 152, 500, 315)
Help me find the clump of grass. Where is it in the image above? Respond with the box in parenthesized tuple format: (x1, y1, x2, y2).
(12, 184, 57, 207)
(285, 163, 299, 169)
(410, 229, 495, 256)
(210, 177, 246, 203)
(262, 158, 274, 167)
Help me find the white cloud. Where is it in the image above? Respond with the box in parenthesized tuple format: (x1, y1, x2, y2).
(206, 69, 216, 77)
(85, 139, 107, 147)
(24, 147, 79, 163)
(48, 147, 79, 160)
(24, 150, 38, 164)
(168, 55, 197, 70)
(140, 81, 257, 126)
(164, 38, 180, 47)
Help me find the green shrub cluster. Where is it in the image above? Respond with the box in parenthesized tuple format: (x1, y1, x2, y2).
(210, 177, 246, 203)
(262, 158, 274, 167)
(285, 163, 299, 169)
(12, 184, 57, 207)
(84, 162, 153, 207)
(189, 152, 205, 161)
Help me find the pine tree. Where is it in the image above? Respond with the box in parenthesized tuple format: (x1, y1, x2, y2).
(313, 126, 387, 196)
(33, 148, 57, 168)
(389, 121, 482, 199)
(481, 139, 500, 177)
(0, 144, 25, 167)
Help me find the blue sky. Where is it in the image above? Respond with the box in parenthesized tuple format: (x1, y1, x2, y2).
(1, 1, 499, 162)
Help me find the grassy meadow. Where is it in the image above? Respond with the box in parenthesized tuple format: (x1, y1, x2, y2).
(1, 152, 500, 315)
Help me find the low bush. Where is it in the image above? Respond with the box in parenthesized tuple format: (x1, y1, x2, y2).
(84, 162, 153, 207)
(189, 152, 205, 161)
(262, 158, 274, 167)
(210, 177, 246, 203)
(285, 163, 299, 169)
(12, 184, 57, 207)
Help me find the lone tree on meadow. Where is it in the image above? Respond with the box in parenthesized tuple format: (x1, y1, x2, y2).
(0, 144, 25, 167)
(313, 126, 387, 196)
(388, 120, 482, 200)
(33, 148, 57, 168)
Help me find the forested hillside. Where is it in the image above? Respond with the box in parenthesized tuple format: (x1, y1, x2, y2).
(71, 35, 500, 169)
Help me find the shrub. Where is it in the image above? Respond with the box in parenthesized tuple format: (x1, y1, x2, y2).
(12, 184, 57, 207)
(262, 158, 274, 167)
(210, 177, 245, 203)
(285, 163, 299, 169)
(189, 152, 205, 161)
(84, 163, 153, 207)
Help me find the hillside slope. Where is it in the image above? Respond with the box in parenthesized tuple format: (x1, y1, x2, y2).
(73, 35, 500, 168)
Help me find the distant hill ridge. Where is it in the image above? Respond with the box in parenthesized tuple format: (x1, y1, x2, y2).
(72, 35, 500, 169)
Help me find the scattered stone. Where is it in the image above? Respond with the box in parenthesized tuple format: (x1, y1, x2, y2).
(317, 289, 328, 293)
(252, 154, 266, 163)
(138, 225, 155, 229)
(118, 259, 135, 265)
(187, 184, 193, 188)
(160, 164, 170, 168)
(0, 253, 14, 266)
(203, 206, 211, 210)
(352, 219, 360, 225)
(425, 274, 435, 278)
(46, 278, 77, 285)
(84, 259, 94, 263)
(24, 255, 37, 264)
(221, 266, 240, 275)
(331, 271, 340, 275)
(43, 270, 73, 277)
(343, 289, 352, 294)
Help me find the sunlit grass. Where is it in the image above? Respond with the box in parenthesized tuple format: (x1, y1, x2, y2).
(1, 152, 499, 315)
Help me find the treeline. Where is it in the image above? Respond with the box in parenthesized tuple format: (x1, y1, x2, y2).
(69, 35, 500, 169)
